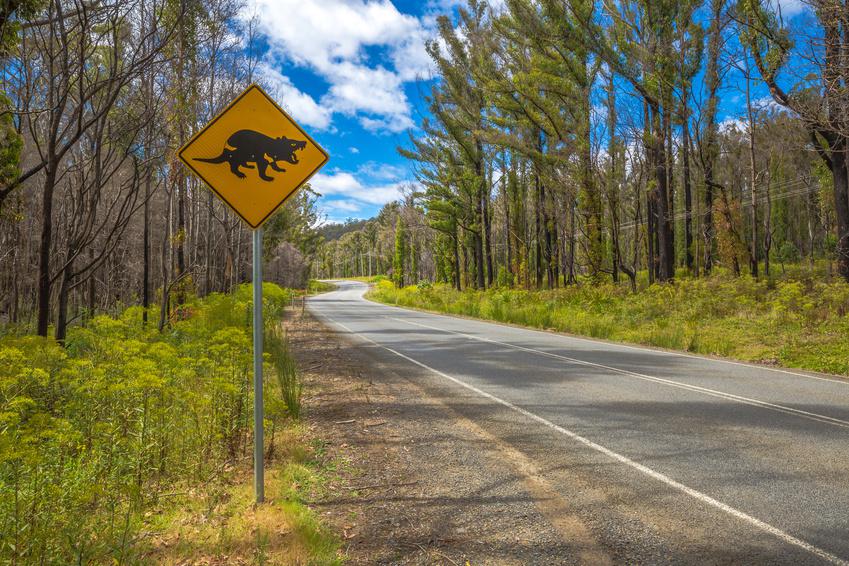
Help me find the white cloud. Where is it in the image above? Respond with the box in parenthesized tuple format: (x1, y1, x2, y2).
(256, 63, 333, 130)
(754, 95, 785, 113)
(357, 161, 406, 181)
(321, 62, 411, 124)
(391, 29, 435, 81)
(767, 0, 809, 17)
(719, 117, 747, 135)
(254, 0, 420, 71)
(359, 114, 414, 132)
(325, 199, 363, 212)
(349, 147, 360, 154)
(245, 0, 436, 133)
(312, 171, 405, 206)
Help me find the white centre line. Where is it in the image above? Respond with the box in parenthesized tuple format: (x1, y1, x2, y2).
(312, 308, 849, 566)
(387, 316, 849, 430)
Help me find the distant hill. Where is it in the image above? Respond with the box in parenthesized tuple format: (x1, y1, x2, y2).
(319, 218, 370, 241)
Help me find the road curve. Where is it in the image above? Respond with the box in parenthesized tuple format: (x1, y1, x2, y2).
(309, 280, 849, 564)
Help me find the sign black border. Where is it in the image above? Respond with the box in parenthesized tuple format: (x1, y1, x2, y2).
(178, 83, 330, 230)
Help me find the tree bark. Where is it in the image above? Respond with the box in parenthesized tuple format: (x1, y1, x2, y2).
(682, 104, 694, 272)
(701, 0, 724, 275)
(36, 164, 58, 337)
(745, 53, 759, 278)
(651, 102, 675, 281)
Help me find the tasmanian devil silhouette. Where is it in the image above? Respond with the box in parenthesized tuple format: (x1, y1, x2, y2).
(194, 129, 308, 182)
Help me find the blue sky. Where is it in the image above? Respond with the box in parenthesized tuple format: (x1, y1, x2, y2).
(245, 0, 812, 225)
(243, 0, 480, 223)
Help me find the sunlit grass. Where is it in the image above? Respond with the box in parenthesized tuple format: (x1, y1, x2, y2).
(140, 444, 343, 565)
(369, 272, 849, 375)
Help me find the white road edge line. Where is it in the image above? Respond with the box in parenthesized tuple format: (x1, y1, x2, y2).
(360, 289, 849, 387)
(312, 309, 848, 566)
(388, 316, 849, 430)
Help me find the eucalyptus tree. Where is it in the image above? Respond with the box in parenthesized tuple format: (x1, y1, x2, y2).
(485, 0, 601, 285)
(426, 0, 493, 289)
(400, 125, 465, 289)
(739, 0, 849, 281)
(674, 1, 703, 273)
(572, 0, 697, 281)
(699, 0, 728, 274)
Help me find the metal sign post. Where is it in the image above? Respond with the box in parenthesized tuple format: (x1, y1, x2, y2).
(252, 227, 264, 503)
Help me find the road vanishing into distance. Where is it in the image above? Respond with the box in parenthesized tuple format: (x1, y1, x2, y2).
(309, 280, 849, 565)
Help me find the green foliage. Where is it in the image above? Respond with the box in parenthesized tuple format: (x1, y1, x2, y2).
(268, 324, 302, 420)
(393, 216, 406, 288)
(0, 94, 22, 192)
(0, 283, 294, 564)
(774, 241, 800, 271)
(308, 279, 337, 294)
(369, 274, 849, 376)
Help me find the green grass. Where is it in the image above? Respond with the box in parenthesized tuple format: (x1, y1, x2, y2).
(308, 279, 338, 294)
(368, 272, 849, 376)
(268, 323, 303, 420)
(338, 275, 388, 284)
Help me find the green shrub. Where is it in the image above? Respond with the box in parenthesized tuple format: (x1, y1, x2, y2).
(268, 324, 302, 420)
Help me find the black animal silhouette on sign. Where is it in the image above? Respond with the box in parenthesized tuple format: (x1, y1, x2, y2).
(194, 130, 307, 182)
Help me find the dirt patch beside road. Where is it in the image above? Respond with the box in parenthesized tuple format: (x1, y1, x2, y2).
(287, 310, 609, 565)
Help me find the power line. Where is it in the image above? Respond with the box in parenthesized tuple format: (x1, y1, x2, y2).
(617, 177, 821, 231)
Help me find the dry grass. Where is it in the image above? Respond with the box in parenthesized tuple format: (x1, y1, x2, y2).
(137, 425, 342, 565)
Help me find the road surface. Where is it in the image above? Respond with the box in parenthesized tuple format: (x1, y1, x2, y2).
(309, 280, 849, 564)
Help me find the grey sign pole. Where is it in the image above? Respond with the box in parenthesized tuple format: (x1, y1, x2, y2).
(252, 227, 265, 503)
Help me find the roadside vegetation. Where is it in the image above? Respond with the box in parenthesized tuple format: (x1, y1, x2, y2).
(0, 283, 341, 565)
(370, 268, 849, 376)
(308, 280, 338, 294)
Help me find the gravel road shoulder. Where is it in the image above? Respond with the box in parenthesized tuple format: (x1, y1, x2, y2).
(288, 310, 604, 565)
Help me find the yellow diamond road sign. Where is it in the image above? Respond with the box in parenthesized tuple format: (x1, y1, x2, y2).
(179, 84, 329, 229)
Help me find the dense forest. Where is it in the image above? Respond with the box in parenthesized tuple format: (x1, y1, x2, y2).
(0, 0, 322, 340)
(317, 0, 849, 292)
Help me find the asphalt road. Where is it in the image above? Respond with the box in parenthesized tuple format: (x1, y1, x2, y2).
(309, 280, 849, 564)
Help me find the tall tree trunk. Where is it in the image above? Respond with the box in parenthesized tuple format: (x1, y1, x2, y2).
(87, 248, 95, 316)
(664, 97, 675, 266)
(543, 189, 553, 288)
(534, 167, 543, 288)
(483, 177, 494, 287)
(579, 56, 603, 282)
(702, 0, 724, 275)
(651, 102, 675, 281)
(682, 105, 694, 272)
(55, 260, 73, 342)
(503, 157, 513, 281)
(453, 222, 461, 290)
(36, 164, 58, 337)
(764, 170, 772, 276)
(607, 72, 621, 283)
(833, 147, 849, 280)
(567, 197, 577, 285)
(143, 167, 151, 324)
(745, 53, 759, 278)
